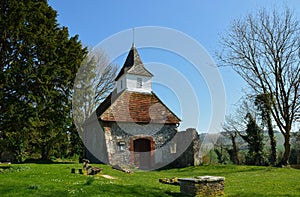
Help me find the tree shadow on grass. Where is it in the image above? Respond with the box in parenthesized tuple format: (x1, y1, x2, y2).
(0, 185, 70, 197)
(227, 167, 267, 174)
(229, 193, 299, 197)
(158, 166, 268, 179)
(165, 191, 190, 197)
(95, 183, 188, 197)
(22, 158, 75, 164)
(36, 191, 69, 197)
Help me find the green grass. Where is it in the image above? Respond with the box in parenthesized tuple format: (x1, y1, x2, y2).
(0, 163, 300, 196)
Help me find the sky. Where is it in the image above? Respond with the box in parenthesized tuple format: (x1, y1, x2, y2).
(48, 0, 300, 133)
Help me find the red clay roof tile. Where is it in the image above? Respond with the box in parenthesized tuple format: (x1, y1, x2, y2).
(96, 90, 180, 124)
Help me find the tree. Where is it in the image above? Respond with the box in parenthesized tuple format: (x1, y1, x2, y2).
(0, 0, 86, 161)
(222, 116, 241, 165)
(223, 99, 269, 165)
(218, 8, 300, 165)
(73, 49, 117, 128)
(72, 49, 117, 160)
(290, 130, 300, 164)
(240, 113, 265, 166)
(214, 135, 229, 164)
(255, 93, 277, 165)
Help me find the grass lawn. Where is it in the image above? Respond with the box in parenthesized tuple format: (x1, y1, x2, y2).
(0, 163, 300, 196)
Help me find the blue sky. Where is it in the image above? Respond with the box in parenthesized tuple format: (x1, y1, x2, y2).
(49, 0, 300, 133)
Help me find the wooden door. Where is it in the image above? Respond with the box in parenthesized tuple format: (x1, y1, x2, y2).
(134, 138, 151, 169)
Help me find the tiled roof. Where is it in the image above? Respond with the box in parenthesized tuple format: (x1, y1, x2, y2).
(96, 90, 180, 124)
(115, 45, 153, 81)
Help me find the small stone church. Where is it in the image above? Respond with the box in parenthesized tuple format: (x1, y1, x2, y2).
(83, 45, 201, 170)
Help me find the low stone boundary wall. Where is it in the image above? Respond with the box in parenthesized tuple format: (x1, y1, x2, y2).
(178, 176, 225, 197)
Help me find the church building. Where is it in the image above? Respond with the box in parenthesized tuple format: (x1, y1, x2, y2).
(83, 45, 200, 170)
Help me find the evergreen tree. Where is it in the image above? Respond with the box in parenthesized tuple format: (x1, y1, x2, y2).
(241, 113, 265, 165)
(0, 0, 86, 161)
(255, 93, 277, 165)
(290, 130, 300, 164)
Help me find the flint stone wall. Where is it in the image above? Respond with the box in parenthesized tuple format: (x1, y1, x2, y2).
(105, 122, 177, 166)
(85, 119, 202, 169)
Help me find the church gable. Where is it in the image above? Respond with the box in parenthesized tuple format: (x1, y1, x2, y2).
(98, 91, 180, 124)
(97, 45, 180, 124)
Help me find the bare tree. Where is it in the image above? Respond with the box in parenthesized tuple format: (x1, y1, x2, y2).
(73, 49, 117, 130)
(222, 101, 251, 165)
(218, 8, 300, 165)
(222, 118, 241, 165)
(214, 133, 230, 164)
(72, 49, 117, 160)
(222, 107, 251, 165)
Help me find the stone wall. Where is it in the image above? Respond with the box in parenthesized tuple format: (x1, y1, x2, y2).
(85, 120, 203, 169)
(104, 121, 178, 167)
(163, 128, 201, 168)
(84, 117, 109, 164)
(179, 176, 225, 197)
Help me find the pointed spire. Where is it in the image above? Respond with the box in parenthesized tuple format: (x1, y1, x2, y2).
(123, 46, 143, 69)
(115, 45, 153, 81)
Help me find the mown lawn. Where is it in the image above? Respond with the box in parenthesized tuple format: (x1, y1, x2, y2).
(0, 163, 300, 196)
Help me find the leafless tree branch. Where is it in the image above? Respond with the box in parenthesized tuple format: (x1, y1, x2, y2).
(217, 7, 300, 165)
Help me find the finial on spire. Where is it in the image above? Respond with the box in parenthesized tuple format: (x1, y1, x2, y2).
(132, 27, 135, 47)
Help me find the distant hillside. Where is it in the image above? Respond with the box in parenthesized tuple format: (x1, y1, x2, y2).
(199, 131, 286, 148)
